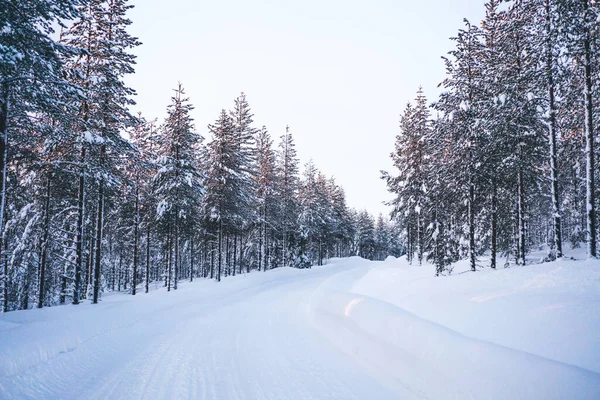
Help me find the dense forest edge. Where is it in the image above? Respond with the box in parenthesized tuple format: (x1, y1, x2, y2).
(0, 0, 401, 312)
(383, 0, 600, 275)
(1, 0, 599, 313)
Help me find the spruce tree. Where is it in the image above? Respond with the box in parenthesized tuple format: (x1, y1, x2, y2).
(154, 83, 203, 290)
(62, 0, 140, 303)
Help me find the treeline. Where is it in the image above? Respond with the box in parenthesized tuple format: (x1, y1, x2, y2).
(0, 0, 401, 312)
(383, 0, 599, 275)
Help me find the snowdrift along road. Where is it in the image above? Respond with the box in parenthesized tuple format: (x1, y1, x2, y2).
(1, 256, 599, 399)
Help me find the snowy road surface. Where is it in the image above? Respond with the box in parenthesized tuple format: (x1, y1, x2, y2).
(1, 257, 600, 399)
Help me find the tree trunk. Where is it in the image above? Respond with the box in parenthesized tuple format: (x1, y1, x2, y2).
(210, 240, 214, 280)
(203, 237, 208, 278)
(258, 215, 263, 272)
(225, 233, 230, 277)
(491, 180, 497, 269)
(264, 216, 269, 271)
(518, 167, 526, 265)
(469, 178, 476, 272)
(117, 255, 122, 292)
(86, 206, 96, 299)
(406, 224, 412, 264)
(0, 83, 9, 313)
(163, 235, 168, 287)
(111, 259, 115, 291)
(282, 228, 287, 268)
(243, 234, 248, 274)
(132, 186, 140, 295)
(217, 220, 222, 282)
(190, 235, 194, 282)
(583, 0, 596, 258)
(38, 173, 52, 308)
(93, 180, 104, 304)
(73, 146, 86, 305)
(232, 233, 236, 277)
(546, 0, 562, 258)
(167, 226, 172, 291)
(60, 263, 67, 305)
(145, 224, 150, 293)
(124, 258, 128, 291)
(417, 213, 423, 266)
(174, 217, 179, 290)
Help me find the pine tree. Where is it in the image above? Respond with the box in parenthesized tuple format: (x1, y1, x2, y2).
(276, 126, 300, 267)
(229, 92, 258, 272)
(297, 160, 323, 267)
(559, 0, 599, 257)
(204, 110, 238, 281)
(374, 214, 390, 261)
(354, 210, 376, 260)
(0, 0, 83, 312)
(154, 83, 203, 290)
(255, 126, 277, 272)
(62, 0, 140, 304)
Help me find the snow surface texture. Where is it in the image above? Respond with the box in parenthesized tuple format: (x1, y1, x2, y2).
(1, 255, 600, 399)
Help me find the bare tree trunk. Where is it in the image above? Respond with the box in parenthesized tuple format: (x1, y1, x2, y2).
(417, 213, 423, 266)
(406, 224, 412, 264)
(124, 258, 128, 291)
(145, 224, 150, 293)
(217, 220, 222, 282)
(469, 178, 476, 272)
(60, 263, 67, 305)
(117, 255, 122, 292)
(86, 206, 96, 298)
(38, 173, 51, 308)
(203, 237, 208, 278)
(174, 217, 179, 290)
(282, 228, 287, 268)
(518, 168, 526, 265)
(73, 145, 86, 305)
(583, 0, 596, 258)
(93, 180, 104, 304)
(243, 234, 249, 274)
(163, 235, 168, 287)
(232, 233, 236, 277)
(225, 233, 230, 277)
(190, 235, 194, 282)
(210, 240, 214, 280)
(132, 186, 140, 295)
(1, 84, 9, 313)
(167, 225, 172, 291)
(546, 0, 562, 258)
(264, 216, 269, 271)
(491, 180, 497, 269)
(258, 213, 263, 272)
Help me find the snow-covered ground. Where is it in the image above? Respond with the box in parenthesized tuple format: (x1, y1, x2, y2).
(1, 253, 600, 399)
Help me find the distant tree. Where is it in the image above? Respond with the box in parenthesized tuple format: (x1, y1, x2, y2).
(276, 126, 300, 267)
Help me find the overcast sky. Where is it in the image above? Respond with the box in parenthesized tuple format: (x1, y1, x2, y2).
(125, 0, 486, 218)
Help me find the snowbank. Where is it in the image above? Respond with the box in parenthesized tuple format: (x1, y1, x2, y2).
(311, 287, 600, 399)
(352, 253, 600, 374)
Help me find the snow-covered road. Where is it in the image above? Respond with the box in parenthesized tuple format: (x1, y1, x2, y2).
(1, 257, 600, 399)
(0, 259, 403, 400)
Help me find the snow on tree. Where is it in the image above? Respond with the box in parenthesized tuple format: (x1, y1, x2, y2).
(153, 83, 203, 291)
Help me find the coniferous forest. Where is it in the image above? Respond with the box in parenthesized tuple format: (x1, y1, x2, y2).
(2, 0, 600, 313)
(384, 0, 599, 275)
(0, 0, 403, 312)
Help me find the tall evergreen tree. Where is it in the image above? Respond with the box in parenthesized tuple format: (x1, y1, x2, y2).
(62, 0, 140, 304)
(154, 83, 203, 291)
(276, 126, 300, 267)
(0, 0, 83, 312)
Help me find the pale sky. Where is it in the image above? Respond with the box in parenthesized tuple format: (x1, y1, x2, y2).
(125, 0, 486, 218)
